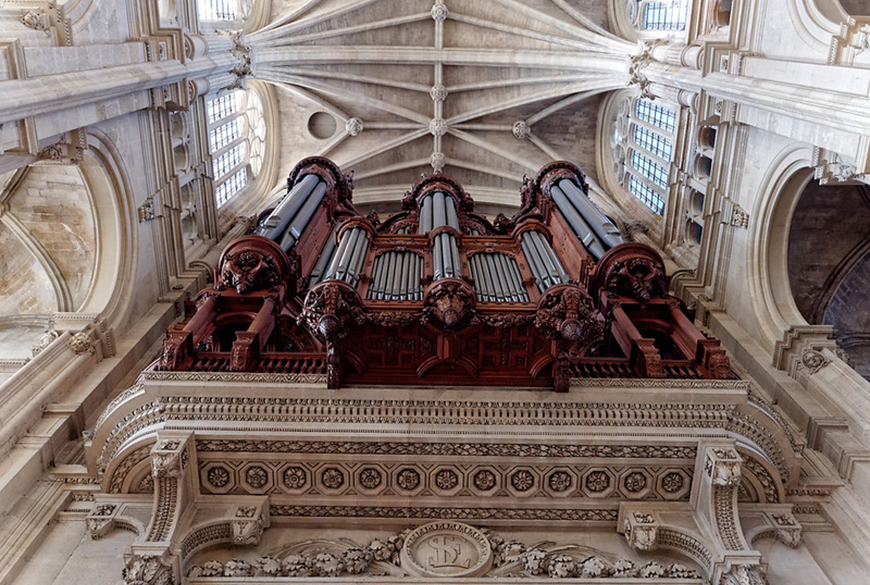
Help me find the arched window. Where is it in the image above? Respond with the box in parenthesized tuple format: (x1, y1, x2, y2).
(615, 98, 677, 215)
(197, 0, 250, 22)
(638, 1, 689, 31)
(206, 88, 266, 208)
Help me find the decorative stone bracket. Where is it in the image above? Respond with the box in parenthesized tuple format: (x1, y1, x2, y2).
(86, 501, 137, 539)
(619, 441, 778, 585)
(231, 500, 269, 546)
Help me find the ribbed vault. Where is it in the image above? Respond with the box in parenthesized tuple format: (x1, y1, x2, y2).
(249, 0, 634, 211)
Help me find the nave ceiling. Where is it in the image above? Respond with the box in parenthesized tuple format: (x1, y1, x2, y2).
(253, 0, 632, 212)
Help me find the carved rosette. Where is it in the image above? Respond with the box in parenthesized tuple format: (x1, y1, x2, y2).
(299, 281, 366, 342)
(534, 284, 602, 344)
(422, 279, 477, 331)
(216, 236, 292, 294)
(593, 244, 668, 302)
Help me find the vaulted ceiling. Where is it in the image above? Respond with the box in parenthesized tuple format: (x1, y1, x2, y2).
(251, 0, 633, 212)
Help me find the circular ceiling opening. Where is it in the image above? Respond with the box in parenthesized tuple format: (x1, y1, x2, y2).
(308, 112, 337, 140)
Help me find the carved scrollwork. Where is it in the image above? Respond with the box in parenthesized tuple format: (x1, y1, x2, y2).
(534, 285, 602, 344)
(421, 279, 477, 331)
(299, 281, 366, 342)
(216, 236, 292, 294)
(593, 243, 669, 303)
(606, 257, 667, 302)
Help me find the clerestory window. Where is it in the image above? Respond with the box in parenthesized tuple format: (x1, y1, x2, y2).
(620, 98, 676, 215)
(206, 88, 266, 208)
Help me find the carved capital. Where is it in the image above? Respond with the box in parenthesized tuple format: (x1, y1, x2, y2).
(719, 563, 768, 585)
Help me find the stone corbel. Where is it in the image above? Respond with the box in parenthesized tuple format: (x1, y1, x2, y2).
(617, 503, 716, 580)
(231, 500, 270, 546)
(620, 509, 660, 551)
(52, 313, 116, 359)
(812, 147, 867, 185)
(86, 499, 147, 540)
(693, 442, 768, 584)
(744, 507, 803, 549)
(144, 432, 198, 544)
(772, 325, 837, 378)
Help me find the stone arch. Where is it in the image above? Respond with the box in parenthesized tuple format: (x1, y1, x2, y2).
(747, 143, 816, 350)
(784, 0, 848, 53)
(78, 128, 138, 327)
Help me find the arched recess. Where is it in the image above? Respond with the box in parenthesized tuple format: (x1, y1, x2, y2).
(785, 0, 848, 53)
(748, 144, 816, 351)
(77, 129, 138, 328)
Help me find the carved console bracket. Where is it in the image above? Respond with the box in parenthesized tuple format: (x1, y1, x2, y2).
(619, 441, 774, 584)
(145, 432, 197, 544)
(772, 325, 838, 378)
(85, 499, 147, 540)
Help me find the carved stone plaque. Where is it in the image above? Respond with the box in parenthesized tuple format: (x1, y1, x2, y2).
(400, 521, 493, 577)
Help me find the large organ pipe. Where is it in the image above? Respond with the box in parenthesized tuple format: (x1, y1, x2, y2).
(558, 179, 624, 251)
(258, 174, 320, 241)
(549, 184, 607, 259)
(322, 226, 369, 286)
(309, 225, 339, 287)
(279, 181, 328, 251)
(521, 234, 552, 290)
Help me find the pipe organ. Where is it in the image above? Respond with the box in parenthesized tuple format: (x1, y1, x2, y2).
(157, 157, 733, 391)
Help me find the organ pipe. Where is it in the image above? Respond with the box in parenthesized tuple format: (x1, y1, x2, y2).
(557, 179, 624, 251)
(322, 226, 369, 286)
(259, 174, 325, 251)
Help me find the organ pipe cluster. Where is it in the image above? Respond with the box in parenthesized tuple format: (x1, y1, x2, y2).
(368, 251, 424, 301)
(550, 179, 623, 260)
(320, 226, 369, 286)
(520, 230, 570, 293)
(469, 252, 529, 303)
(258, 174, 326, 252)
(418, 191, 461, 281)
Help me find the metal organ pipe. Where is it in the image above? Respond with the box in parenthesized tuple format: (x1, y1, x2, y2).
(557, 179, 625, 251)
(258, 174, 321, 241)
(309, 225, 339, 287)
(469, 252, 528, 303)
(322, 226, 369, 286)
(549, 184, 607, 259)
(367, 251, 423, 301)
(520, 234, 552, 290)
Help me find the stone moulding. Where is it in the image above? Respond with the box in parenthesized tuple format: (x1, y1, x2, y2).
(91, 379, 797, 512)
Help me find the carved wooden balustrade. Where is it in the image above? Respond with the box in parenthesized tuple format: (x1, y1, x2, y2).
(155, 157, 733, 390)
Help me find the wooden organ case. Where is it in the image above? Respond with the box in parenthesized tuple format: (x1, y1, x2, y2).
(156, 157, 732, 391)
